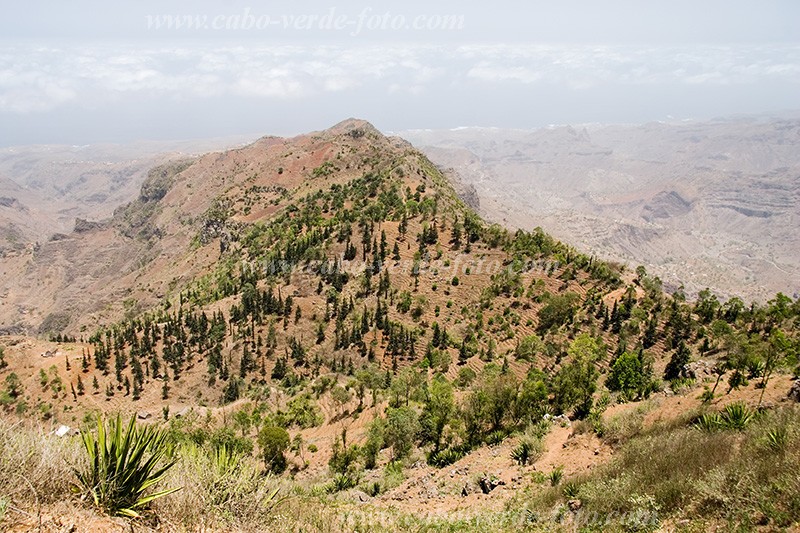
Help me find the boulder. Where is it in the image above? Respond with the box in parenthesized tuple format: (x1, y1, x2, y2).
(685, 360, 714, 380)
(568, 499, 583, 512)
(478, 475, 505, 494)
(788, 380, 800, 402)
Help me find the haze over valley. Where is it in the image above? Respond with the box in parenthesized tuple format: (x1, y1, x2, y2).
(401, 115, 800, 301)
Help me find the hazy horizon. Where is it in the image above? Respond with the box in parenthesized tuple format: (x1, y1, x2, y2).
(2, 1, 799, 146)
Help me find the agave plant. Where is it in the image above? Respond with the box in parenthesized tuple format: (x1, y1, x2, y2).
(511, 439, 535, 466)
(721, 402, 754, 430)
(74, 415, 179, 517)
(765, 426, 788, 453)
(427, 447, 465, 468)
(694, 412, 723, 432)
(327, 472, 359, 493)
(549, 466, 564, 487)
(562, 481, 580, 498)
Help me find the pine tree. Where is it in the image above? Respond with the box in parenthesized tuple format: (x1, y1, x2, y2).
(450, 217, 462, 249)
(380, 230, 388, 260)
(240, 345, 253, 378)
(643, 316, 658, 348)
(610, 301, 622, 334)
(272, 356, 287, 380)
(458, 339, 469, 365)
(664, 341, 691, 381)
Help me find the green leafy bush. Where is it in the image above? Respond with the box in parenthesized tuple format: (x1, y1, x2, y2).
(257, 426, 290, 474)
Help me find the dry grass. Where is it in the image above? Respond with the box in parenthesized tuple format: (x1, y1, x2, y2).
(152, 443, 287, 532)
(3, 404, 800, 532)
(515, 404, 800, 531)
(0, 419, 84, 505)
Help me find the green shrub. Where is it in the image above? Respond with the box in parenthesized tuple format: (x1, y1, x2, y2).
(427, 447, 465, 468)
(694, 412, 723, 432)
(485, 430, 506, 446)
(548, 466, 564, 486)
(511, 438, 543, 466)
(562, 481, 580, 498)
(257, 426, 290, 474)
(75, 415, 179, 517)
(327, 472, 359, 493)
(720, 402, 755, 430)
(694, 403, 755, 432)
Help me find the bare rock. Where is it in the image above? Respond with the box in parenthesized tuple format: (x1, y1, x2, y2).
(788, 380, 800, 402)
(478, 475, 505, 494)
(685, 360, 714, 379)
(73, 218, 105, 233)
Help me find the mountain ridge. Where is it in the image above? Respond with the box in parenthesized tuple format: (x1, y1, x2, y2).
(400, 116, 800, 301)
(0, 119, 798, 532)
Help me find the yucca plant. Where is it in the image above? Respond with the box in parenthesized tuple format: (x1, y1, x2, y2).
(549, 466, 564, 487)
(511, 439, 534, 466)
(74, 415, 179, 517)
(427, 447, 466, 468)
(562, 481, 580, 498)
(765, 426, 788, 453)
(721, 402, 754, 430)
(485, 430, 506, 446)
(695, 412, 723, 432)
(327, 472, 359, 493)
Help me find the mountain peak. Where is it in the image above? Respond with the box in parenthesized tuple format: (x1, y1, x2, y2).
(325, 118, 382, 137)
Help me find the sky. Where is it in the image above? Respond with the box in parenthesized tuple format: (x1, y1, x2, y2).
(1, 0, 799, 145)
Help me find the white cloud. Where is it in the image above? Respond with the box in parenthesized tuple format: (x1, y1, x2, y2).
(1, 43, 799, 114)
(467, 63, 542, 84)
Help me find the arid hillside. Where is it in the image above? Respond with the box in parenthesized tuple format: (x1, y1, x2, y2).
(0, 119, 798, 532)
(0, 138, 254, 248)
(400, 115, 800, 301)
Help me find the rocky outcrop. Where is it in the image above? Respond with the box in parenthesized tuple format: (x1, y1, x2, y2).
(789, 380, 800, 402)
(73, 218, 105, 233)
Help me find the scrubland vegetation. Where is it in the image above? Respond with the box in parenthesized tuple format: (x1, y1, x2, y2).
(1, 125, 799, 531)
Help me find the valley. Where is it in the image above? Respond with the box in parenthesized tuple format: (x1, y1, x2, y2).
(0, 119, 798, 532)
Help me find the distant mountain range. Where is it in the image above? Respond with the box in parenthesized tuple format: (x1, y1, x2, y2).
(400, 115, 800, 301)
